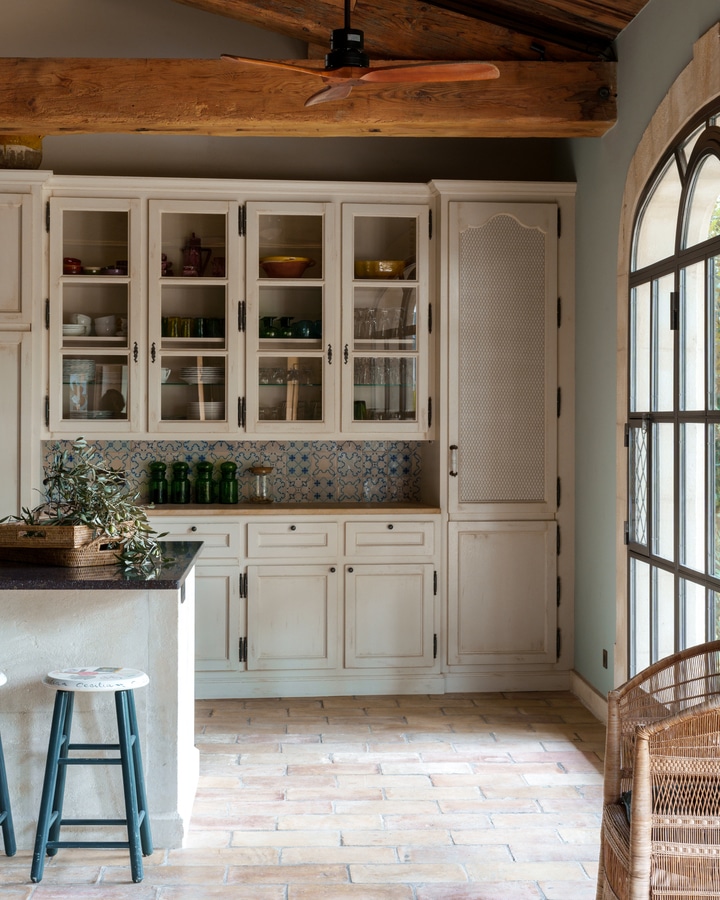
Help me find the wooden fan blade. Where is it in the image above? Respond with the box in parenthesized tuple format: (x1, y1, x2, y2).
(359, 61, 500, 84)
(221, 54, 327, 79)
(304, 82, 355, 107)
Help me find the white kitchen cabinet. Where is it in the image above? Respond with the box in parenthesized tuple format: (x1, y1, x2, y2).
(246, 563, 339, 670)
(0, 332, 33, 517)
(433, 182, 575, 689)
(0, 191, 36, 322)
(147, 199, 243, 433)
(344, 563, 435, 668)
(47, 196, 144, 433)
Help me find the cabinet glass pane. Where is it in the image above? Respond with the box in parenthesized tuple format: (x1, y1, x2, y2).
(257, 355, 323, 422)
(258, 214, 323, 278)
(353, 286, 416, 352)
(353, 357, 416, 422)
(160, 284, 227, 349)
(159, 212, 226, 278)
(353, 215, 416, 264)
(62, 210, 129, 271)
(62, 355, 129, 421)
(258, 286, 323, 343)
(159, 355, 227, 423)
(61, 283, 129, 344)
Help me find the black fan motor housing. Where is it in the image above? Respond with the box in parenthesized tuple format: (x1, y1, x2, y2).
(325, 28, 370, 70)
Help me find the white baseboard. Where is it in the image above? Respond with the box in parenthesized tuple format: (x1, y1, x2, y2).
(570, 669, 608, 724)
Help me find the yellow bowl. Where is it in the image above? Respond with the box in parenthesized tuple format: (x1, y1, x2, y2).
(354, 259, 405, 279)
(260, 256, 315, 278)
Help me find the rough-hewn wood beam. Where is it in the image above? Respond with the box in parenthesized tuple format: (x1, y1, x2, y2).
(171, 0, 592, 62)
(0, 57, 616, 138)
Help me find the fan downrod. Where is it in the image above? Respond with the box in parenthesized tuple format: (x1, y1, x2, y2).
(325, 0, 369, 70)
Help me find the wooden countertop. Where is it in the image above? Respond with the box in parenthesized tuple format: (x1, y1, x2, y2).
(146, 502, 441, 516)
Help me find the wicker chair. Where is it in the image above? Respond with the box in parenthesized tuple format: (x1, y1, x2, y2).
(597, 641, 720, 899)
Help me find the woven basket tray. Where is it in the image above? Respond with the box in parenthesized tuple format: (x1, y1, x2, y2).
(0, 522, 97, 549)
(0, 535, 121, 567)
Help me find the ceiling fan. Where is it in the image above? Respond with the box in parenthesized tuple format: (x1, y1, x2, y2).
(221, 0, 500, 107)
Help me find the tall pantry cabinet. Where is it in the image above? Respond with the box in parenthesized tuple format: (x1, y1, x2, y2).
(0, 173, 45, 517)
(431, 181, 575, 691)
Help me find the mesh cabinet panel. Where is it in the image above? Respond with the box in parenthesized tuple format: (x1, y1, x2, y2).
(457, 214, 547, 503)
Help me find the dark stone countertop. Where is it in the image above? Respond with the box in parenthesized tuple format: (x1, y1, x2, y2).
(0, 541, 203, 591)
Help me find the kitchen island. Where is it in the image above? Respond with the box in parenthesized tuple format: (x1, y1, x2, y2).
(0, 541, 202, 851)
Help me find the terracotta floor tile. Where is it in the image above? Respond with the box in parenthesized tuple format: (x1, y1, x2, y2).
(5, 692, 604, 897)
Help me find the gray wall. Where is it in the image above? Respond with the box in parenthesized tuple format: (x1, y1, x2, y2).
(570, 0, 720, 696)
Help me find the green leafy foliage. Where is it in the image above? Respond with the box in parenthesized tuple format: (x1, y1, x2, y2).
(4, 437, 169, 574)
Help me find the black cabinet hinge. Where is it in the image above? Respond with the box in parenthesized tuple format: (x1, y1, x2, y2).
(556, 576, 561, 607)
(556, 477, 561, 509)
(557, 297, 562, 328)
(238, 205, 246, 237)
(428, 302, 433, 335)
(45, 299, 50, 329)
(670, 291, 679, 331)
(44, 395, 49, 428)
(433, 570, 438, 595)
(556, 525, 561, 555)
(433, 633, 438, 659)
(239, 572, 247, 598)
(428, 208, 433, 240)
(239, 636, 247, 663)
(557, 387, 562, 417)
(238, 397, 246, 429)
(238, 300, 246, 332)
(557, 207, 561, 238)
(428, 397, 432, 429)
(556, 628, 562, 660)
(45, 201, 50, 233)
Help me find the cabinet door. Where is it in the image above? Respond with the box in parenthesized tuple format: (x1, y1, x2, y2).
(246, 564, 339, 669)
(0, 192, 35, 321)
(345, 564, 435, 668)
(245, 201, 337, 434)
(447, 202, 558, 516)
(0, 331, 32, 515)
(195, 565, 244, 672)
(147, 199, 241, 434)
(48, 197, 143, 433)
(341, 203, 431, 437)
(447, 521, 557, 666)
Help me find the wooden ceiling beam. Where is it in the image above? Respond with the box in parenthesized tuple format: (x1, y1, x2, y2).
(170, 0, 593, 62)
(0, 57, 616, 138)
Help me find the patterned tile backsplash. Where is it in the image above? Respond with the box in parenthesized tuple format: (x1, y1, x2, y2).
(41, 439, 423, 504)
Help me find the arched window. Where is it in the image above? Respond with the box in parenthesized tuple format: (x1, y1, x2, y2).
(627, 110, 720, 674)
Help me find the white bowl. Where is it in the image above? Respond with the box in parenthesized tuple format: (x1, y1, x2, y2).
(161, 368, 171, 383)
(94, 315, 117, 336)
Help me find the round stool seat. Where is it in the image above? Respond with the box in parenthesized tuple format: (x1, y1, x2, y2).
(0, 673, 6, 688)
(43, 667, 149, 692)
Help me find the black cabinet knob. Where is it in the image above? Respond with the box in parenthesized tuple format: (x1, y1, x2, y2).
(290, 524, 296, 531)
(190, 526, 197, 532)
(387, 523, 394, 530)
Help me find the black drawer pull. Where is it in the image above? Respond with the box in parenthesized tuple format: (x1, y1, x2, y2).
(387, 523, 394, 530)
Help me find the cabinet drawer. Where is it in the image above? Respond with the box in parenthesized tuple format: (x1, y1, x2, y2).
(150, 518, 241, 561)
(247, 522, 338, 559)
(345, 521, 435, 557)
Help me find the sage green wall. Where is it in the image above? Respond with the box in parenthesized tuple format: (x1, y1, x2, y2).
(570, 0, 720, 696)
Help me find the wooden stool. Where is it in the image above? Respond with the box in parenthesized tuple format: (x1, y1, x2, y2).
(31, 667, 153, 883)
(0, 672, 16, 857)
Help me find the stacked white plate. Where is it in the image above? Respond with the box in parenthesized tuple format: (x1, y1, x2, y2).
(180, 366, 224, 384)
(62, 323, 87, 336)
(63, 358, 96, 379)
(187, 402, 225, 420)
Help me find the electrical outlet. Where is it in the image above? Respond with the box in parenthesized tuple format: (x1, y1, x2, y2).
(602, 649, 608, 669)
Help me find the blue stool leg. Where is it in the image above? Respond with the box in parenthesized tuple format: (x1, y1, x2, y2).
(115, 690, 143, 883)
(0, 729, 16, 857)
(125, 689, 152, 856)
(31, 690, 73, 883)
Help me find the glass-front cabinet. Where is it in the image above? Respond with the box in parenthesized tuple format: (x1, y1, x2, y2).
(147, 200, 241, 433)
(341, 203, 430, 435)
(48, 198, 143, 433)
(245, 202, 337, 434)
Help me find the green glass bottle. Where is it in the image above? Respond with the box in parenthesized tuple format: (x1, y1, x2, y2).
(171, 461, 190, 504)
(219, 461, 238, 504)
(147, 461, 168, 504)
(195, 461, 214, 504)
